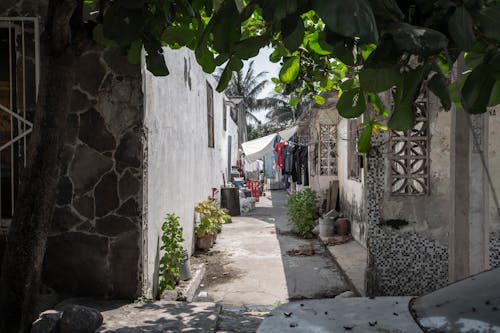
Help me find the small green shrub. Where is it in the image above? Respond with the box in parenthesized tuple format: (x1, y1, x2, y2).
(159, 213, 184, 293)
(288, 188, 318, 238)
(194, 200, 230, 236)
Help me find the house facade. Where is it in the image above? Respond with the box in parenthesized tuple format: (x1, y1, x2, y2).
(310, 88, 500, 296)
(0, 2, 238, 300)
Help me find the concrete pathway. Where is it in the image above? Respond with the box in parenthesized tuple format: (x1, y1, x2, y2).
(198, 190, 348, 306)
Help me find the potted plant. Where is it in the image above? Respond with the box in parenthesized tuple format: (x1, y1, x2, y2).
(159, 213, 185, 295)
(194, 201, 218, 251)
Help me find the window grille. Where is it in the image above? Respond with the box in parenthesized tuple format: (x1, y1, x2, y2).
(389, 89, 429, 195)
(206, 82, 214, 148)
(319, 124, 336, 176)
(0, 17, 39, 226)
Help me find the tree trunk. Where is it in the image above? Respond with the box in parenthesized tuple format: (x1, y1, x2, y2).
(0, 0, 83, 331)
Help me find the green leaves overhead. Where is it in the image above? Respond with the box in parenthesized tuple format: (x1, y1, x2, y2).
(216, 57, 244, 92)
(146, 51, 169, 76)
(388, 67, 428, 130)
(428, 70, 451, 110)
(211, 0, 241, 54)
(461, 64, 496, 114)
(337, 88, 367, 118)
(476, 7, 500, 42)
(103, 4, 144, 47)
(282, 15, 305, 52)
(279, 56, 301, 83)
(359, 67, 401, 93)
(357, 125, 372, 153)
(312, 0, 378, 43)
(448, 6, 476, 50)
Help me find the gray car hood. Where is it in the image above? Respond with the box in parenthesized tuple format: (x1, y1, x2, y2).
(257, 297, 421, 332)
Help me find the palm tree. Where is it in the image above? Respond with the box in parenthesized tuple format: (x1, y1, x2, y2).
(265, 95, 313, 125)
(216, 61, 286, 142)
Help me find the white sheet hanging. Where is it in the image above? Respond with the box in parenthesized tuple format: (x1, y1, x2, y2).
(241, 126, 297, 163)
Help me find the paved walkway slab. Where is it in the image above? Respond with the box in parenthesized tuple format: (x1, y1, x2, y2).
(326, 239, 368, 296)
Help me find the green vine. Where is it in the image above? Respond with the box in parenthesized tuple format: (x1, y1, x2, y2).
(159, 213, 184, 294)
(288, 188, 318, 238)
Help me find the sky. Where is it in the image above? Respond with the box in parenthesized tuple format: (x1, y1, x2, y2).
(241, 47, 281, 123)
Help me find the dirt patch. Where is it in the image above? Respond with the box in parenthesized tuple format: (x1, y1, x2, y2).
(194, 249, 241, 289)
(321, 234, 353, 246)
(286, 244, 315, 256)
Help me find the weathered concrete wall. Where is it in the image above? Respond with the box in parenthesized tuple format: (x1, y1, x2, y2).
(43, 47, 143, 299)
(142, 47, 234, 297)
(381, 94, 451, 245)
(308, 95, 341, 214)
(337, 118, 367, 246)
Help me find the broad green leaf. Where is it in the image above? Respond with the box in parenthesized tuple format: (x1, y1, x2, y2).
(388, 100, 414, 130)
(340, 78, 356, 91)
(428, 71, 451, 110)
(275, 85, 283, 92)
(486, 49, 500, 80)
(162, 26, 196, 47)
(271, 77, 280, 84)
(312, 0, 378, 43)
(308, 31, 334, 55)
(331, 40, 355, 66)
(103, 5, 144, 46)
(290, 97, 300, 107)
(313, 95, 325, 105)
(337, 88, 366, 118)
(368, 93, 389, 117)
(195, 44, 216, 73)
(448, 6, 476, 50)
(269, 50, 282, 63)
(216, 57, 244, 92)
(357, 125, 372, 153)
(465, 51, 485, 69)
(488, 80, 500, 107)
(359, 67, 401, 93)
(282, 17, 305, 52)
(127, 40, 142, 64)
(279, 56, 300, 83)
(388, 67, 428, 130)
(234, 36, 268, 59)
(461, 64, 496, 113)
(146, 52, 169, 76)
(212, 0, 241, 53)
(214, 53, 229, 66)
(477, 7, 500, 42)
(93, 24, 118, 47)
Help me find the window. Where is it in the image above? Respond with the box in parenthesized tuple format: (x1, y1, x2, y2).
(319, 124, 337, 176)
(389, 89, 429, 195)
(0, 19, 38, 225)
(348, 118, 361, 180)
(223, 103, 227, 131)
(207, 82, 214, 148)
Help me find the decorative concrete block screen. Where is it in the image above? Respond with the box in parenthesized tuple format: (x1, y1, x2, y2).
(389, 90, 429, 195)
(319, 124, 337, 176)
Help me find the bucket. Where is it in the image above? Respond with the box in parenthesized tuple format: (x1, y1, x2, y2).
(336, 218, 350, 236)
(319, 217, 335, 237)
(179, 250, 192, 281)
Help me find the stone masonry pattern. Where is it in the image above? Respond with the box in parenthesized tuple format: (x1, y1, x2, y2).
(42, 46, 143, 299)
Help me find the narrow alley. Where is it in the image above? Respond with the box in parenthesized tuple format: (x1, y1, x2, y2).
(95, 190, 349, 332)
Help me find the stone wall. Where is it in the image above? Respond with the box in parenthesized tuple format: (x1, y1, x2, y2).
(42, 46, 143, 299)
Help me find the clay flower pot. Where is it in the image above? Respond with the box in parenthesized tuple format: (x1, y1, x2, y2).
(196, 234, 213, 251)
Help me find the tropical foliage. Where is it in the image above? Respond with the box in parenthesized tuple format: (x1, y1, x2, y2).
(90, 0, 500, 153)
(194, 200, 230, 236)
(288, 188, 318, 238)
(159, 213, 184, 293)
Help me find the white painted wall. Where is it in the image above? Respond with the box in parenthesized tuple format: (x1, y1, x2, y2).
(141, 47, 237, 297)
(337, 118, 366, 246)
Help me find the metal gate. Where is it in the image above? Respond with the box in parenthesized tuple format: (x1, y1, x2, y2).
(0, 17, 39, 226)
